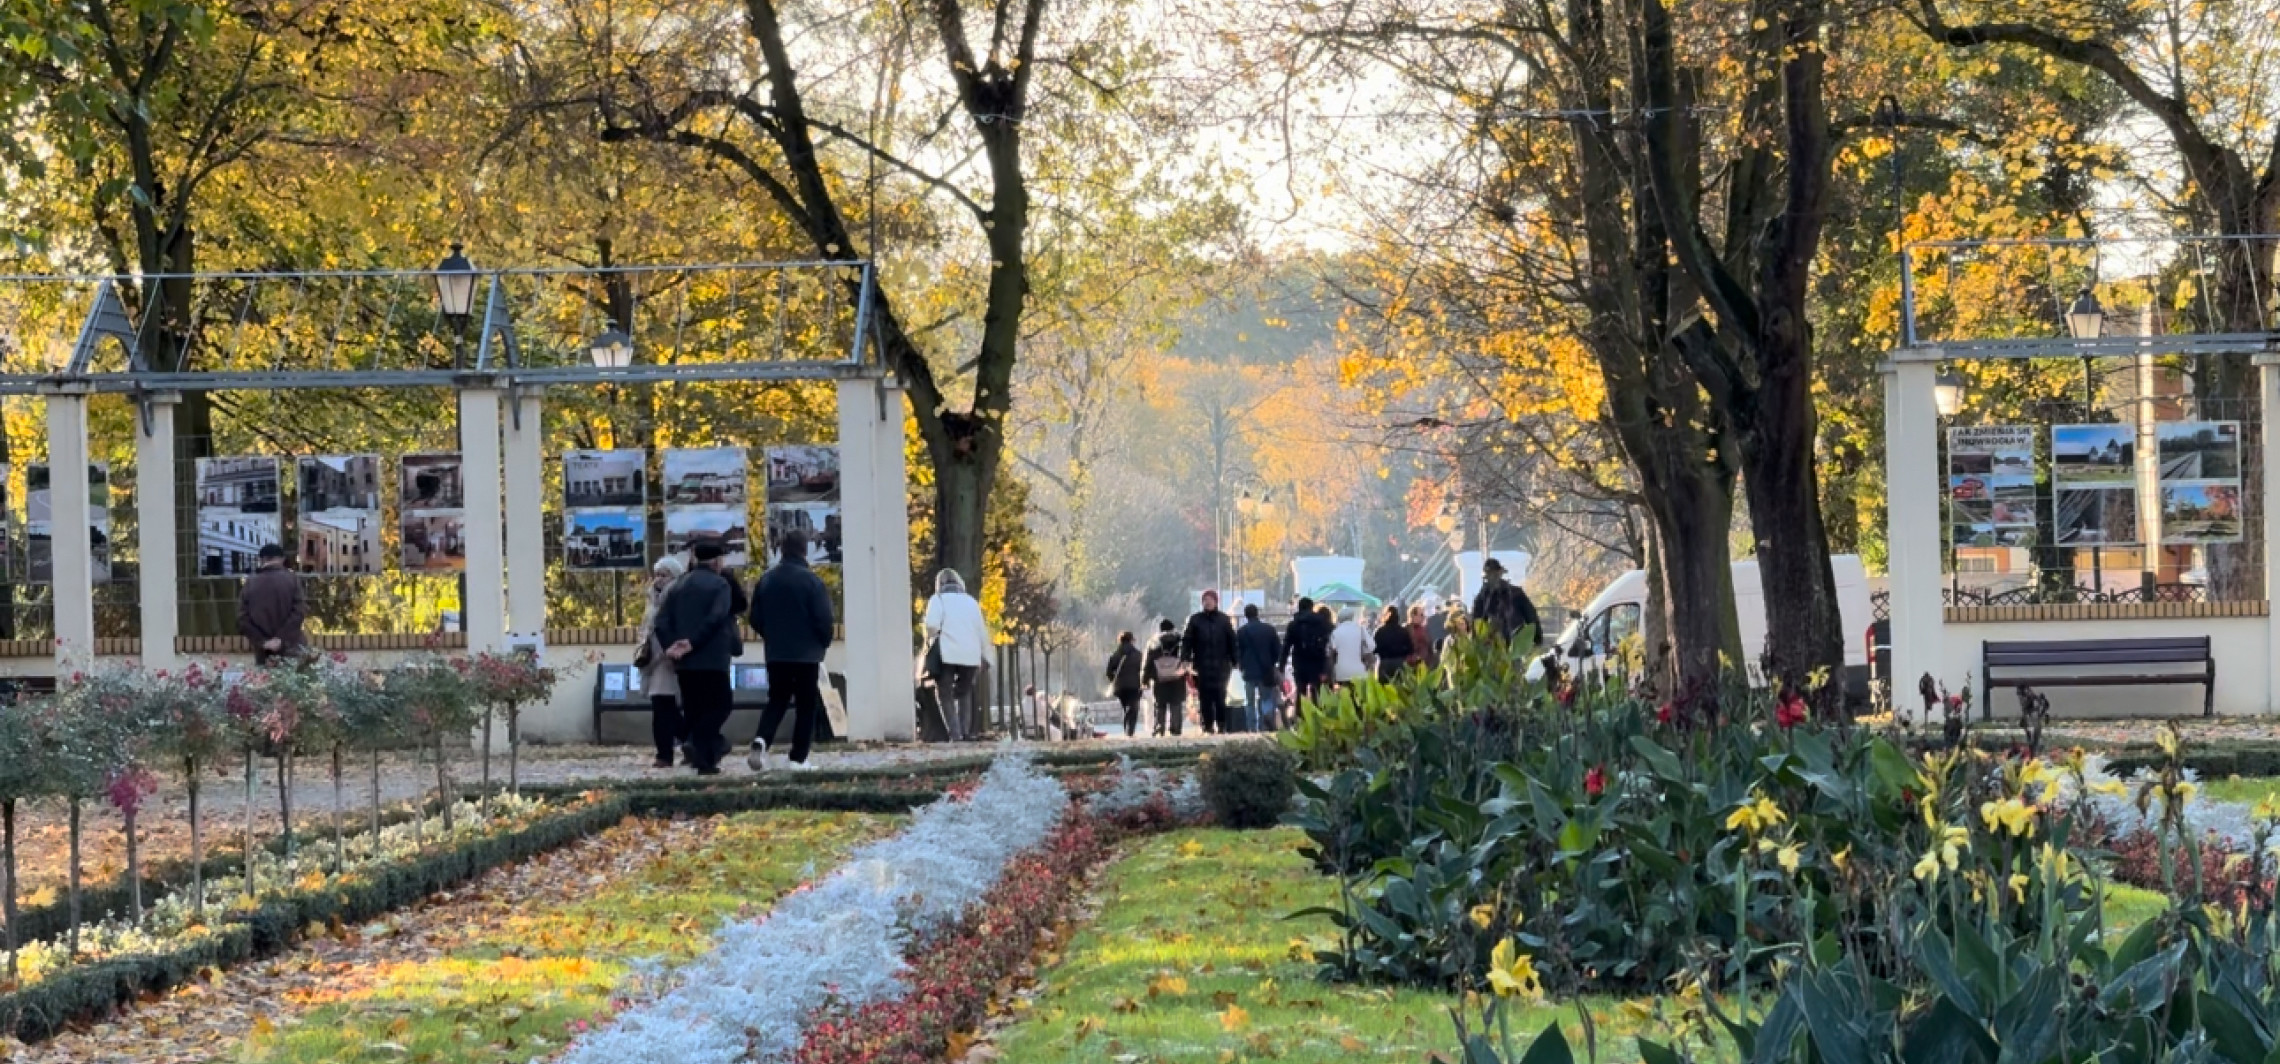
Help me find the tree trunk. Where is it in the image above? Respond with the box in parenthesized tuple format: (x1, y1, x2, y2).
(1735, 365, 1849, 712)
(479, 708, 493, 819)
(369, 748, 382, 847)
(125, 806, 142, 925)
(187, 768, 203, 923)
(4, 799, 16, 980)
(276, 748, 294, 860)
(507, 705, 521, 795)
(243, 747, 258, 902)
(434, 734, 454, 834)
(66, 799, 81, 957)
(331, 746, 346, 872)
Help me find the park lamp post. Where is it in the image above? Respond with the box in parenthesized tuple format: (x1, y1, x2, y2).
(1934, 365, 1966, 418)
(588, 323, 634, 369)
(2068, 287, 2105, 418)
(434, 243, 478, 368)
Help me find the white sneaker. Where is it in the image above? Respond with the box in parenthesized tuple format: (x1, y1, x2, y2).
(787, 759, 817, 772)
(747, 739, 770, 772)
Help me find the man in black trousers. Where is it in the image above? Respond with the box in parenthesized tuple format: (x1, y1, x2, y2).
(747, 529, 835, 771)
(656, 540, 742, 774)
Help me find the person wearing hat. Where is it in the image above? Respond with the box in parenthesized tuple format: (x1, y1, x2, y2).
(237, 543, 306, 666)
(657, 539, 744, 774)
(1471, 557, 1543, 647)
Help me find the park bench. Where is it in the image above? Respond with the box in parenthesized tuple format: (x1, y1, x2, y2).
(1981, 636, 2214, 720)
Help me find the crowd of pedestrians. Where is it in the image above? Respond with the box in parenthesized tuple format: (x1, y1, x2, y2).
(1088, 559, 1546, 737)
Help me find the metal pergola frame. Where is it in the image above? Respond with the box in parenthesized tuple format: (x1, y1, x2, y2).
(1896, 235, 2280, 358)
(3, 259, 884, 398)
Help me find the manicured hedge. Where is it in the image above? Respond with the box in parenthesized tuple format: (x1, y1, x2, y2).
(615, 784, 953, 818)
(2104, 744, 2280, 780)
(0, 794, 630, 1044)
(518, 744, 1208, 799)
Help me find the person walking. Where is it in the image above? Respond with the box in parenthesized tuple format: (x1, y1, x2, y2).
(1406, 605, 1434, 670)
(1328, 606, 1369, 688)
(921, 568, 991, 742)
(656, 541, 741, 775)
(1426, 596, 1451, 654)
(1372, 606, 1415, 682)
(747, 529, 835, 771)
(1235, 604, 1282, 732)
(1441, 611, 1472, 686)
(1282, 596, 1333, 708)
(1145, 620, 1186, 736)
(1180, 590, 1240, 734)
(1472, 557, 1544, 647)
(1105, 631, 1146, 737)
(237, 544, 307, 666)
(637, 554, 690, 768)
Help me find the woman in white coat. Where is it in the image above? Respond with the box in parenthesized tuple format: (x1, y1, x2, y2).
(1329, 606, 1370, 687)
(922, 568, 992, 741)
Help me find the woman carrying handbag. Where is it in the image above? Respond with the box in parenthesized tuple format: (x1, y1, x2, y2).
(637, 554, 690, 768)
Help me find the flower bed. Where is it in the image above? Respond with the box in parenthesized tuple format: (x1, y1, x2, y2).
(0, 792, 628, 1044)
(556, 754, 1071, 1064)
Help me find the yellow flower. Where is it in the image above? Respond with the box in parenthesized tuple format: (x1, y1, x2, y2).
(2254, 797, 2280, 823)
(1831, 846, 1851, 873)
(1775, 843, 1801, 874)
(2156, 725, 2180, 758)
(1487, 939, 1544, 1001)
(1913, 852, 1941, 881)
(2008, 873, 2030, 903)
(1979, 798, 2037, 838)
(2089, 781, 2130, 798)
(1469, 904, 1495, 930)
(1726, 792, 1787, 835)
(2173, 781, 2198, 806)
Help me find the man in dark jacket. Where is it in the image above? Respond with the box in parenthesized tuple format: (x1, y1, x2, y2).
(1235, 604, 1282, 732)
(1104, 632, 1146, 737)
(657, 540, 742, 774)
(1180, 590, 1240, 734)
(1282, 596, 1332, 707)
(746, 529, 835, 770)
(1472, 558, 1543, 648)
(1146, 620, 1185, 736)
(237, 544, 306, 666)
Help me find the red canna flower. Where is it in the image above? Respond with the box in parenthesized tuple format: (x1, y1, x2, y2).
(1776, 690, 1808, 730)
(1584, 765, 1607, 796)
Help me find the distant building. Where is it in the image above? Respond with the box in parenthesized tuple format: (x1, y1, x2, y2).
(300, 457, 380, 513)
(199, 458, 280, 512)
(300, 510, 379, 573)
(200, 513, 271, 576)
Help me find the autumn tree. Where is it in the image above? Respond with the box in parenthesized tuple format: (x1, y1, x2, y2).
(536, 0, 1201, 591)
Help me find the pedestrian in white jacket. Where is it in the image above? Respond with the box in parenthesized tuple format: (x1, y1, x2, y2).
(922, 568, 992, 741)
(1329, 608, 1370, 685)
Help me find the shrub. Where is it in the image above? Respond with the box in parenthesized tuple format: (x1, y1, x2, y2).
(1199, 740, 1298, 829)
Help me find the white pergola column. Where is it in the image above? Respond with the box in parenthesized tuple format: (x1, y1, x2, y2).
(837, 377, 914, 741)
(459, 385, 508, 655)
(1881, 359, 1945, 722)
(136, 393, 181, 672)
(2259, 355, 2280, 712)
(43, 386, 97, 668)
(502, 389, 547, 641)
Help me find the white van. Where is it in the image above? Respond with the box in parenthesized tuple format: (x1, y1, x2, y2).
(1543, 555, 1878, 699)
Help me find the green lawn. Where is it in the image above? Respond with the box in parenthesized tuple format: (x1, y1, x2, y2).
(991, 828, 1700, 1064)
(2197, 776, 2280, 807)
(240, 810, 893, 1064)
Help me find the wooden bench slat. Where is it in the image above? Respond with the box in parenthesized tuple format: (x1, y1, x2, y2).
(1988, 673, 2209, 689)
(1988, 648, 2211, 666)
(1985, 637, 2210, 653)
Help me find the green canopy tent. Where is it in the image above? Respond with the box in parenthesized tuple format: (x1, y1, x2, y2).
(1308, 581, 1382, 612)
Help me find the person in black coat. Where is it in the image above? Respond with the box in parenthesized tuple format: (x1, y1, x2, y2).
(1181, 590, 1241, 734)
(1472, 557, 1543, 647)
(1282, 596, 1332, 707)
(747, 530, 836, 770)
(656, 541, 744, 774)
(1105, 631, 1146, 737)
(1235, 604, 1283, 732)
(1145, 620, 1186, 736)
(1371, 605, 1415, 683)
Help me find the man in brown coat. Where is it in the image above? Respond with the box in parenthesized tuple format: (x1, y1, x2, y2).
(238, 544, 307, 665)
